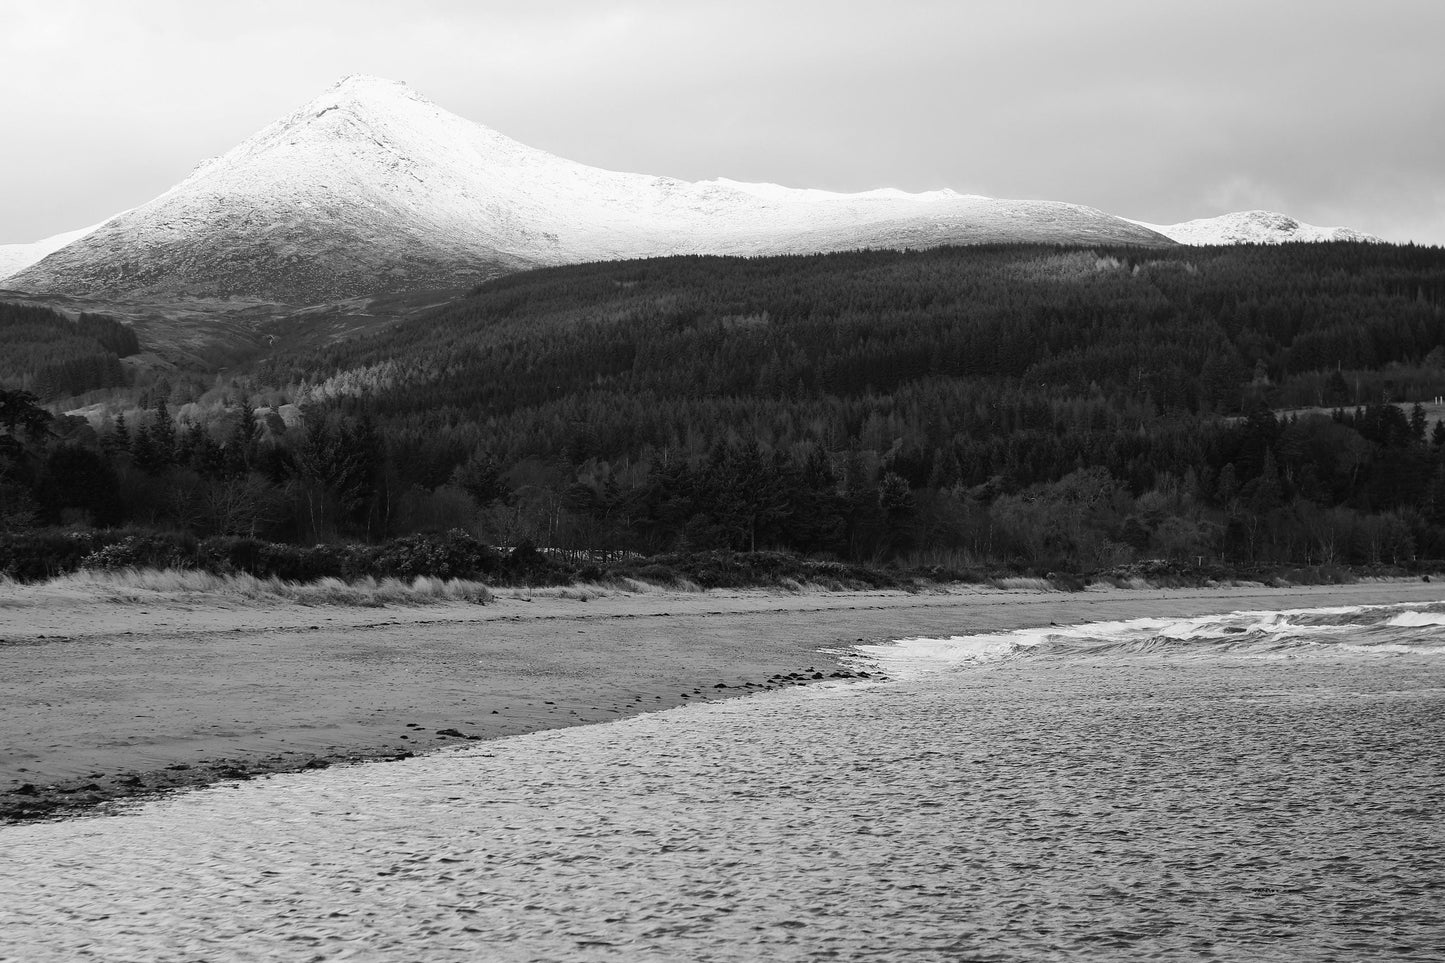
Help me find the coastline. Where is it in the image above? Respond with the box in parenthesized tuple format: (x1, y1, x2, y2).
(4, 578, 1442, 823)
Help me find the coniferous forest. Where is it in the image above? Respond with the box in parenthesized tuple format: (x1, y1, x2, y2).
(0, 303, 138, 399)
(3, 241, 1445, 582)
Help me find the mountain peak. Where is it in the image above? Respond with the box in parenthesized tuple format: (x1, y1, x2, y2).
(248, 74, 531, 173)
(5, 78, 1171, 304)
(332, 73, 411, 93)
(276, 74, 438, 137)
(306, 74, 423, 113)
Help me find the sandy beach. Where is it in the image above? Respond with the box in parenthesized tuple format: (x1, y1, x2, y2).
(3, 578, 1442, 821)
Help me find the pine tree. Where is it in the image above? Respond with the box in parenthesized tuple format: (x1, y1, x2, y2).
(1247, 448, 1284, 514)
(150, 400, 175, 467)
(224, 400, 258, 476)
(451, 449, 510, 506)
(131, 425, 160, 473)
(1324, 368, 1351, 406)
(110, 412, 130, 453)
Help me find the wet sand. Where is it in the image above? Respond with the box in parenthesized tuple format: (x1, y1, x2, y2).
(3, 579, 1441, 821)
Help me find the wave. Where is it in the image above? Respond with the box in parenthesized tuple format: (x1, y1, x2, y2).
(1388, 610, 1445, 627)
(853, 602, 1445, 680)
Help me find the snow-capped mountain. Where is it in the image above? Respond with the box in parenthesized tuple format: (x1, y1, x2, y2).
(1128, 210, 1380, 245)
(6, 75, 1171, 305)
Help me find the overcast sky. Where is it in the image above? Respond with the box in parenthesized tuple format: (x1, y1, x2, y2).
(3, 0, 1442, 244)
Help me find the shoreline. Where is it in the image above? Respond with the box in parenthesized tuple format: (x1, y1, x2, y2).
(4, 578, 1442, 823)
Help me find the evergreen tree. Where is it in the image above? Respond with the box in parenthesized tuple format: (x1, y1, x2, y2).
(131, 425, 161, 473)
(106, 412, 131, 455)
(1246, 448, 1285, 514)
(1324, 368, 1351, 406)
(451, 449, 511, 507)
(225, 401, 258, 476)
(150, 400, 176, 467)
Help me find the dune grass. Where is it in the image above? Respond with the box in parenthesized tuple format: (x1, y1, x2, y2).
(0, 565, 1089, 612)
(498, 575, 703, 602)
(0, 568, 494, 607)
(0, 569, 718, 609)
(986, 576, 1055, 592)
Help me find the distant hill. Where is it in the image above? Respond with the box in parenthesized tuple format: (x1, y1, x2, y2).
(1128, 210, 1380, 245)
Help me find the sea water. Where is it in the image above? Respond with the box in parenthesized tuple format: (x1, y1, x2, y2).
(2, 602, 1443, 961)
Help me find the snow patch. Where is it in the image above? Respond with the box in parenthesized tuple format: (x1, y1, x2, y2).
(0, 218, 115, 283)
(1127, 210, 1379, 245)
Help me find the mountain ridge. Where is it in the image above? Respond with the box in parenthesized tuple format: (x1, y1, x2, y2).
(1128, 210, 1380, 245)
(6, 75, 1171, 305)
(0, 219, 112, 281)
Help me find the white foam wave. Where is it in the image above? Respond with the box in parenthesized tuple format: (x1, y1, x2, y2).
(1387, 611, 1445, 627)
(853, 614, 1216, 680)
(1341, 644, 1445, 655)
(852, 603, 1440, 680)
(852, 631, 1033, 680)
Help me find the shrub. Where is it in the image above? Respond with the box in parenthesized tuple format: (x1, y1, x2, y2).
(373, 529, 501, 580)
(609, 550, 904, 590)
(258, 543, 358, 582)
(193, 538, 360, 581)
(196, 536, 269, 575)
(498, 539, 570, 584)
(0, 529, 107, 581)
(80, 532, 197, 571)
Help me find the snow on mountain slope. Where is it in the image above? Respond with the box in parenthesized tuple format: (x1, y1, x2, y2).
(0, 219, 112, 284)
(1128, 210, 1379, 245)
(8, 76, 1171, 305)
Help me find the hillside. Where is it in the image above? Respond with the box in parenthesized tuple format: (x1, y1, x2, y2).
(0, 220, 109, 281)
(267, 242, 1444, 439)
(244, 241, 1444, 565)
(0, 303, 138, 398)
(6, 241, 1445, 577)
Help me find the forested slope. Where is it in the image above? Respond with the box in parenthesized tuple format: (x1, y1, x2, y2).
(6, 242, 1445, 576)
(0, 303, 139, 399)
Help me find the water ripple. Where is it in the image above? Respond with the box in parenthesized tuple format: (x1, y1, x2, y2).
(3, 651, 1443, 961)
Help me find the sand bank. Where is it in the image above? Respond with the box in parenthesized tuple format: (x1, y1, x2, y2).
(3, 578, 1441, 821)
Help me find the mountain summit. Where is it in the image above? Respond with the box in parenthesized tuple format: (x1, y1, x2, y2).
(7, 75, 1171, 305)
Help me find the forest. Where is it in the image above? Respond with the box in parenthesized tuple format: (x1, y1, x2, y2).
(0, 303, 138, 399)
(3, 241, 1445, 582)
